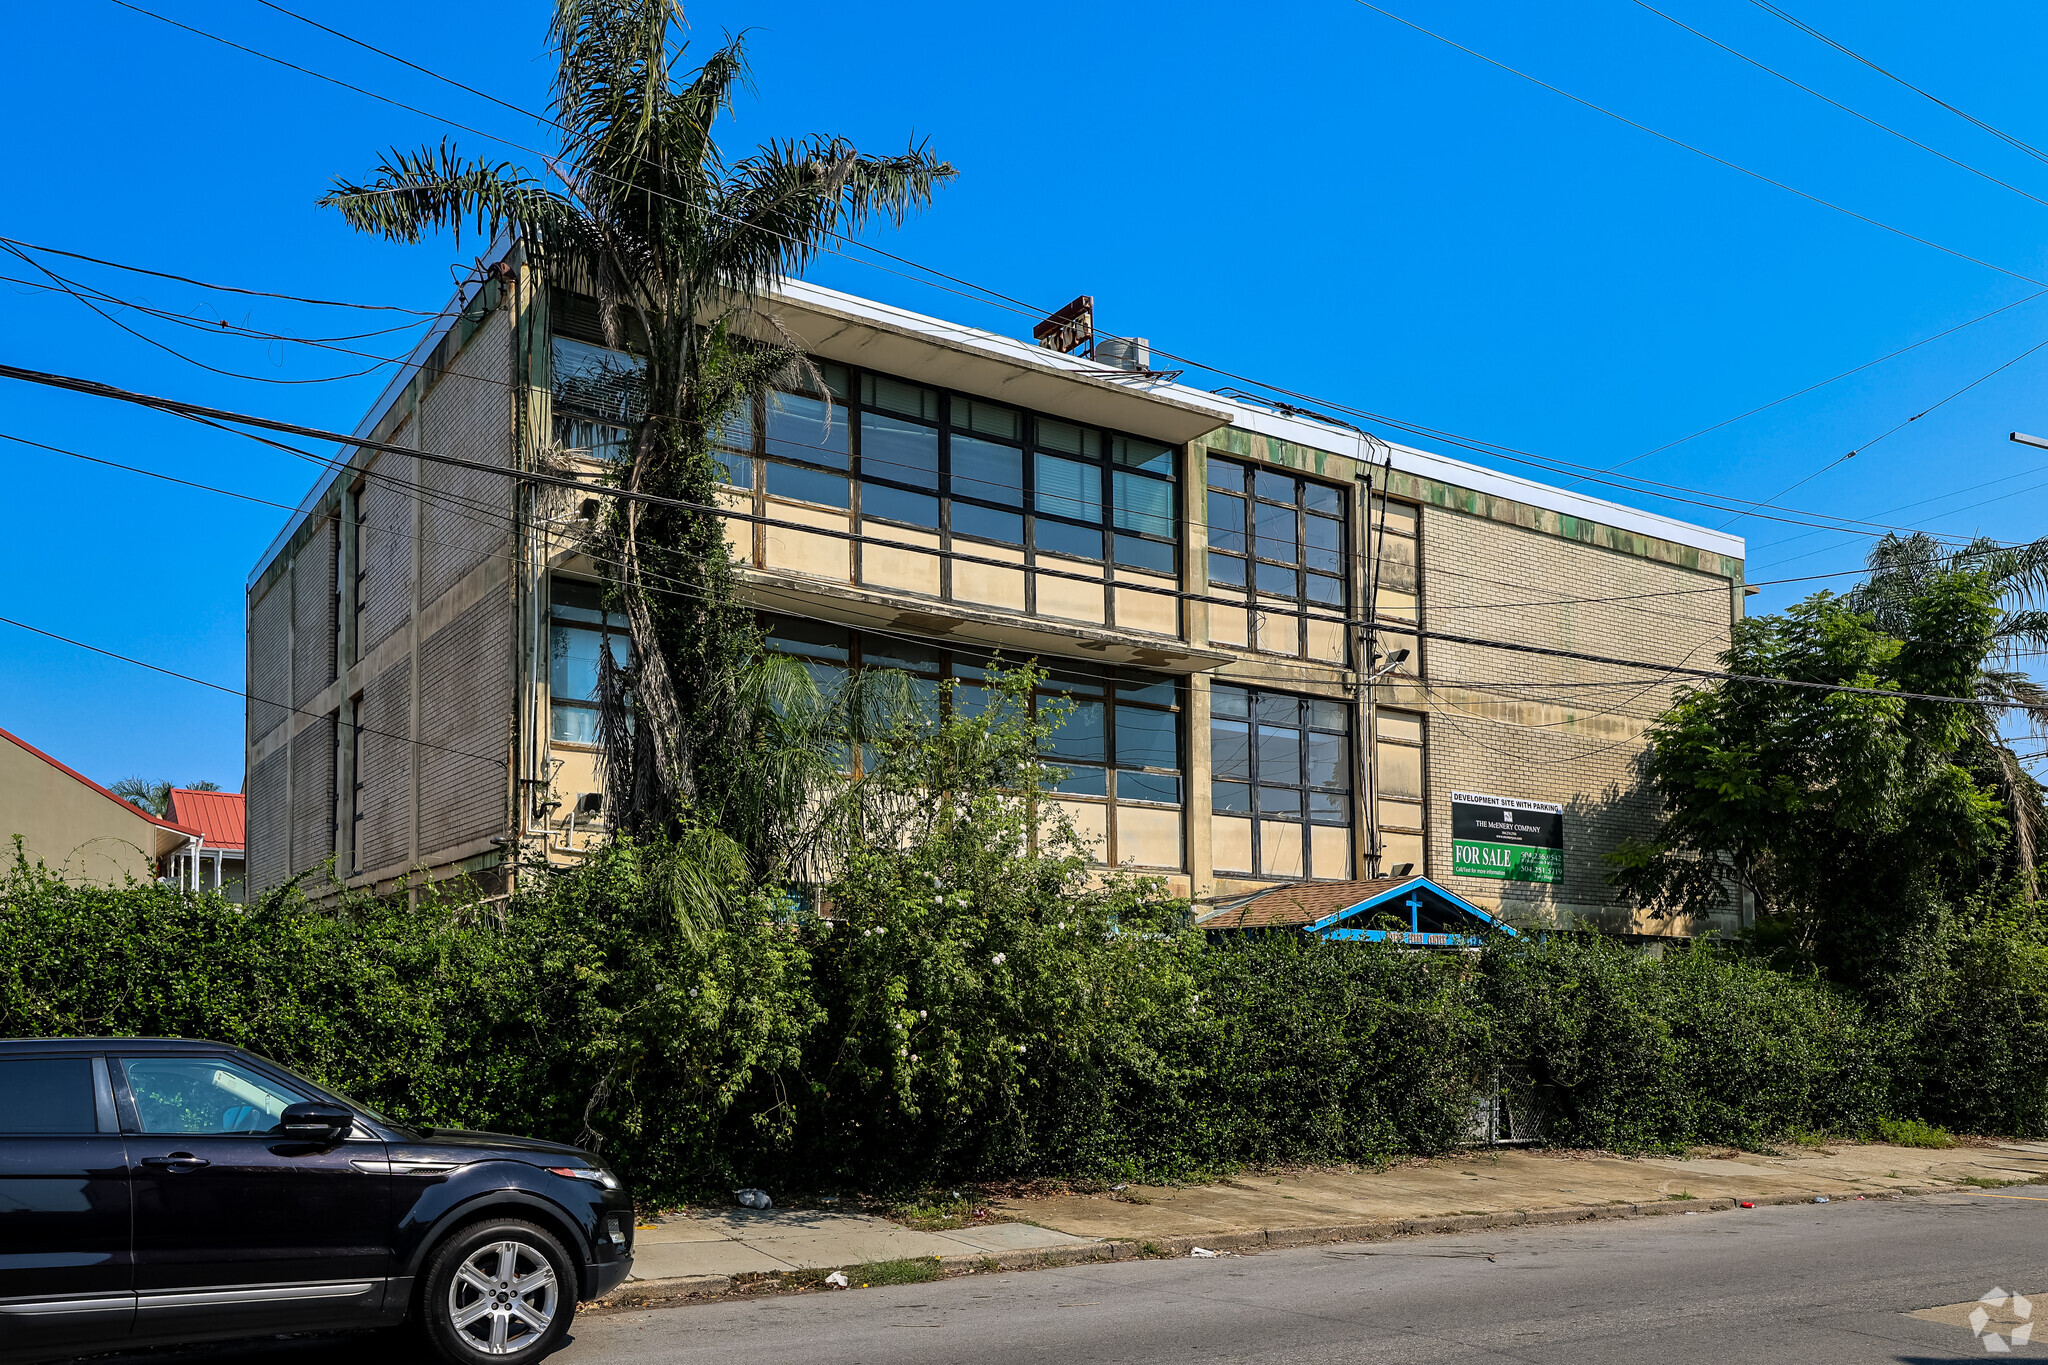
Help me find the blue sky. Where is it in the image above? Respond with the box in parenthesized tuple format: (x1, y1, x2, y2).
(5, 0, 2048, 788)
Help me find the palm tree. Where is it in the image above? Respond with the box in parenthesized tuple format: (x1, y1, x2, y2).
(319, 0, 951, 835)
(1848, 531, 2048, 883)
(107, 778, 219, 817)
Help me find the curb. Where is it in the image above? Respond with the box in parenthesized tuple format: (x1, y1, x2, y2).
(588, 1186, 1940, 1313)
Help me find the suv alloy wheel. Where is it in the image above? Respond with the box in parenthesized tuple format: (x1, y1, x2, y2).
(421, 1219, 576, 1362)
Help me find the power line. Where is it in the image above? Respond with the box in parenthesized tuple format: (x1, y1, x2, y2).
(93, 0, 2015, 548)
(1346, 0, 2046, 289)
(0, 612, 507, 776)
(1628, 0, 2048, 211)
(1747, 0, 2048, 169)
(0, 234, 446, 315)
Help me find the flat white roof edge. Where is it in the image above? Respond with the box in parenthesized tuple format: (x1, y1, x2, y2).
(1211, 402, 1746, 563)
(247, 230, 510, 591)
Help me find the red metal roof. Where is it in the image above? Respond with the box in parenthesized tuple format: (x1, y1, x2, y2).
(165, 789, 245, 851)
(0, 727, 202, 838)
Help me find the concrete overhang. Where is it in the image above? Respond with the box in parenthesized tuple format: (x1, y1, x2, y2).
(735, 568, 1234, 674)
(747, 280, 1235, 447)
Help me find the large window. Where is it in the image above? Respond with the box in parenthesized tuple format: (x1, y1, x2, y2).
(550, 578, 630, 747)
(1210, 683, 1353, 880)
(719, 365, 1180, 629)
(764, 618, 1184, 869)
(551, 337, 644, 461)
(1205, 457, 1349, 661)
(1374, 709, 1426, 875)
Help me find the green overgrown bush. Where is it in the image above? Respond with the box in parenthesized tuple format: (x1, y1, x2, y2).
(4, 855, 2043, 1201)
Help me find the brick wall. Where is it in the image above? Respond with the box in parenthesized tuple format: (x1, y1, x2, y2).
(245, 748, 287, 895)
(420, 306, 513, 603)
(291, 519, 336, 710)
(288, 712, 335, 877)
(248, 581, 289, 745)
(355, 655, 413, 875)
(1406, 503, 1737, 932)
(359, 443, 415, 658)
(416, 592, 511, 851)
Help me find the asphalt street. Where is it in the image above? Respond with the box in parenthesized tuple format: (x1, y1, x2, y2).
(57, 1192, 2048, 1364)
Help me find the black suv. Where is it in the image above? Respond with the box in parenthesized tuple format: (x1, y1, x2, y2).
(0, 1038, 634, 1364)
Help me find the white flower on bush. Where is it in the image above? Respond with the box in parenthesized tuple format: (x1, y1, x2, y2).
(911, 1053, 919, 1063)
(919, 1009, 927, 1019)
(876, 926, 887, 935)
(991, 952, 1007, 965)
(1015, 1043, 1027, 1053)
(899, 1047, 907, 1057)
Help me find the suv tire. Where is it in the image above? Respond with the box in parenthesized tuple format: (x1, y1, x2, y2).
(419, 1218, 577, 1363)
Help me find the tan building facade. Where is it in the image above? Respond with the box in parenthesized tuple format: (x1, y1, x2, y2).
(0, 727, 201, 885)
(246, 244, 1746, 934)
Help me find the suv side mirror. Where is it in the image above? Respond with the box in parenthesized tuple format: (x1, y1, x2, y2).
(279, 1100, 355, 1143)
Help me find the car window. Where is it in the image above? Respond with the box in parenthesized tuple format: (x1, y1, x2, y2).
(121, 1057, 307, 1135)
(0, 1057, 97, 1133)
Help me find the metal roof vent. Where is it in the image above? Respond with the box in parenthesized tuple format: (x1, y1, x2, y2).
(1094, 335, 1151, 371)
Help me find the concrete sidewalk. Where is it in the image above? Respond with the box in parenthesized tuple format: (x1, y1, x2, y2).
(604, 1138, 2048, 1304)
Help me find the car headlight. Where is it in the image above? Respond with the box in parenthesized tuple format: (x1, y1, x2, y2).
(544, 1164, 622, 1190)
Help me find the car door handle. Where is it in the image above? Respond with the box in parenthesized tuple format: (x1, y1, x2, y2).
(140, 1153, 211, 1171)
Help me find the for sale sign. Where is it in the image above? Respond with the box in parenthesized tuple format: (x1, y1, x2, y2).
(1450, 791, 1563, 883)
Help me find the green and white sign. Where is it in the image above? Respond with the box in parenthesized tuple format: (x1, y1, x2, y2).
(1450, 790, 1564, 883)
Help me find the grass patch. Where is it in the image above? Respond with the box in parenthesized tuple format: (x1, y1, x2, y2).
(882, 1192, 983, 1231)
(1873, 1117, 1957, 1149)
(1138, 1241, 1165, 1258)
(1954, 1175, 2035, 1189)
(852, 1257, 943, 1287)
(1665, 1190, 1696, 1201)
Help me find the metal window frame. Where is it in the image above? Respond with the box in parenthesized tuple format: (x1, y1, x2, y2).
(1203, 457, 1350, 659)
(1210, 682, 1354, 881)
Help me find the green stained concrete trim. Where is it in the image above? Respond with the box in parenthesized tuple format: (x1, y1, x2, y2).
(1197, 428, 1744, 584)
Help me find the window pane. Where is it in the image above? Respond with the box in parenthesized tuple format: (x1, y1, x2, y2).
(555, 416, 630, 462)
(1256, 725, 1301, 779)
(1043, 668, 1107, 697)
(1259, 785, 1302, 818)
(1254, 469, 1295, 504)
(953, 397, 1019, 440)
(1035, 519, 1102, 560)
(1306, 513, 1341, 552)
(1038, 419, 1100, 458)
(861, 482, 939, 528)
(1255, 693, 1299, 726)
(717, 405, 755, 451)
(1310, 700, 1349, 731)
(552, 337, 646, 422)
(551, 704, 600, 745)
(1206, 457, 1244, 491)
(1112, 436, 1174, 474)
(1304, 482, 1343, 515)
(952, 502, 1023, 545)
(1210, 717, 1250, 779)
(714, 449, 753, 489)
(952, 435, 1023, 502)
(1254, 502, 1297, 560)
(860, 413, 939, 486)
(122, 1057, 305, 1135)
(1114, 533, 1174, 573)
(1306, 731, 1349, 787)
(1309, 789, 1350, 823)
(766, 617, 850, 661)
(551, 624, 604, 701)
(1213, 685, 1249, 719)
(1308, 574, 1344, 605)
(551, 578, 605, 623)
(1035, 453, 1101, 523)
(1119, 771, 1181, 804)
(1207, 553, 1245, 587)
(1257, 562, 1301, 597)
(766, 391, 849, 467)
(1052, 764, 1107, 796)
(1208, 491, 1246, 552)
(861, 373, 938, 420)
(1113, 470, 1175, 537)
(863, 637, 942, 675)
(1117, 706, 1179, 769)
(766, 462, 850, 508)
(1118, 674, 1176, 705)
(1212, 779, 1251, 813)
(0, 1058, 95, 1133)
(1043, 699, 1107, 760)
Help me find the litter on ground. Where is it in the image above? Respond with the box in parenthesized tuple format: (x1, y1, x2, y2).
(824, 1271, 849, 1288)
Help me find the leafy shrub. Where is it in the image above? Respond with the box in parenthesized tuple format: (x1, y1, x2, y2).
(1871, 1116, 1955, 1148)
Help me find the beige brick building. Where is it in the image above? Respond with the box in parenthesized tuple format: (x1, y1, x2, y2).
(246, 243, 1746, 934)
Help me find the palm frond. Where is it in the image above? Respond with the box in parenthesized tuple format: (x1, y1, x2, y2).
(317, 141, 580, 246)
